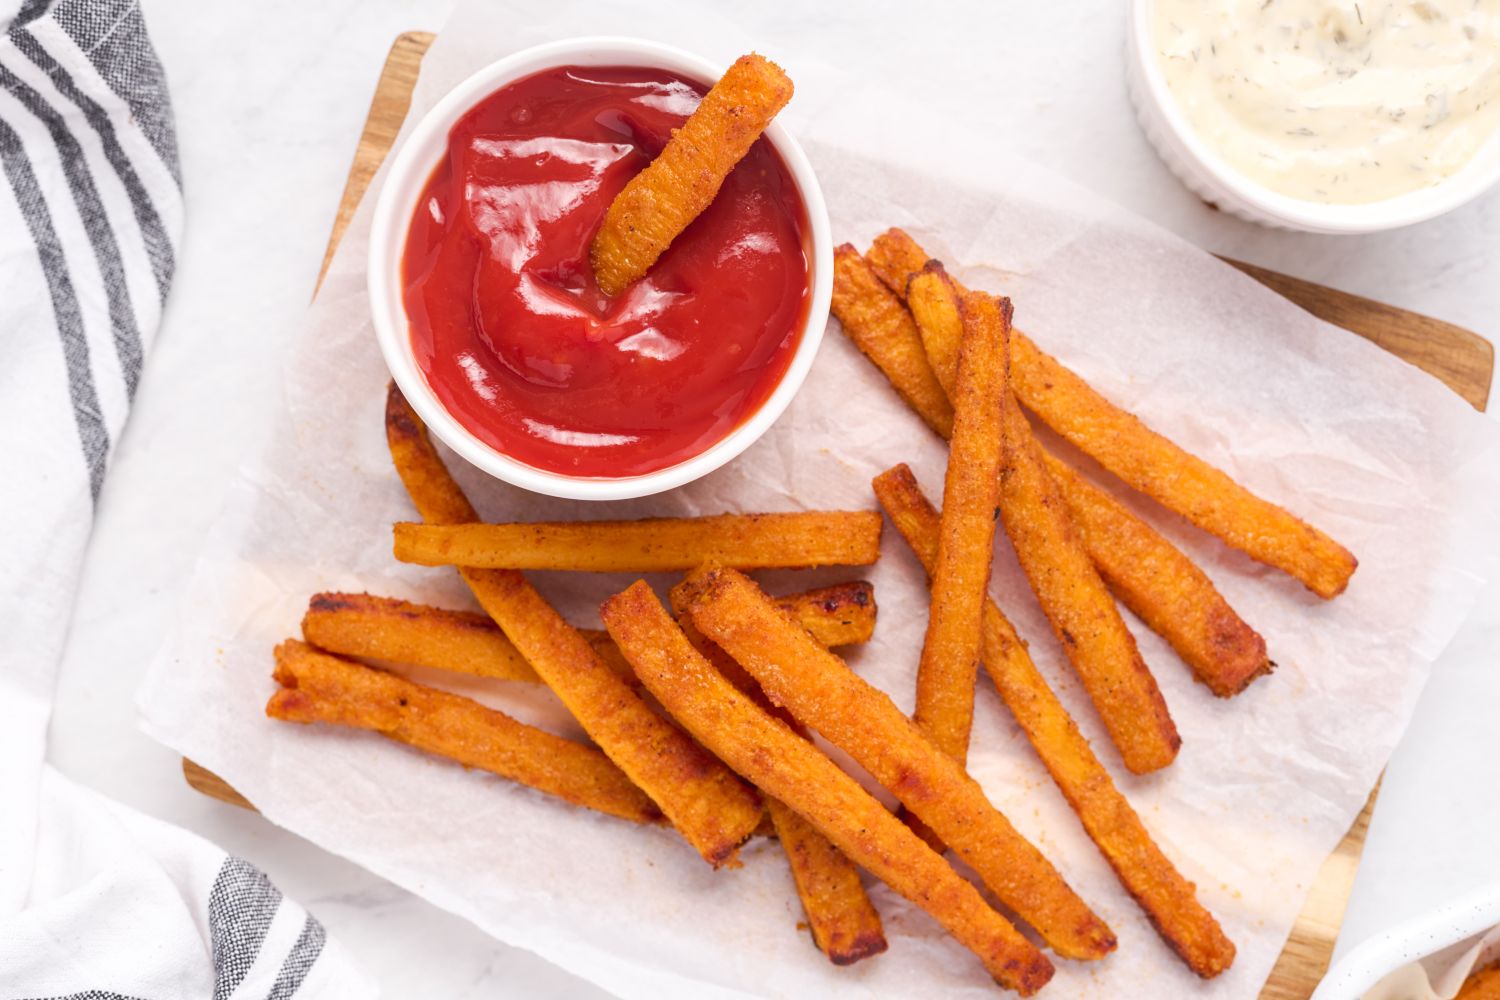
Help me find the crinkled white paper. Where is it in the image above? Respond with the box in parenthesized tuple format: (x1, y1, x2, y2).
(1363, 927, 1500, 999)
(139, 2, 1500, 997)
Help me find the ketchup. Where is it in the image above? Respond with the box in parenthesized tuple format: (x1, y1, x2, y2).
(402, 65, 811, 478)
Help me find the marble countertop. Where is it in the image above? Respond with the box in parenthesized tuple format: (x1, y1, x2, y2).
(49, 1, 1499, 995)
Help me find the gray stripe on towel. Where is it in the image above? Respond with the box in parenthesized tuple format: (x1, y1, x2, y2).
(0, 59, 144, 396)
(208, 856, 284, 1000)
(47, 0, 180, 185)
(0, 112, 109, 500)
(7, 25, 177, 303)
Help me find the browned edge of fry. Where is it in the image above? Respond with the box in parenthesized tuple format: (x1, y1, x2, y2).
(780, 580, 878, 648)
(874, 462, 1237, 978)
(601, 580, 1049, 994)
(303, 592, 540, 682)
(831, 244, 954, 437)
(679, 566, 1117, 962)
(1037, 451, 1273, 697)
(383, 383, 763, 867)
(267, 639, 662, 824)
(590, 53, 793, 296)
(768, 798, 889, 965)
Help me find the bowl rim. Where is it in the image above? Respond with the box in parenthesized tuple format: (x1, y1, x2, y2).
(1127, 0, 1500, 234)
(367, 36, 833, 501)
(1311, 879, 1500, 1000)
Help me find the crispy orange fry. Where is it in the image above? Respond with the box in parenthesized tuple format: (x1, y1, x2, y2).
(915, 289, 1011, 765)
(776, 581, 879, 648)
(384, 385, 762, 867)
(665, 594, 887, 966)
(391, 511, 881, 573)
(874, 463, 1237, 978)
(267, 640, 661, 824)
(1001, 395, 1181, 774)
(601, 581, 1049, 994)
(868, 226, 1356, 599)
(679, 566, 1116, 961)
(767, 798, 888, 965)
(302, 583, 875, 686)
(303, 592, 542, 682)
(590, 53, 793, 296)
(864, 226, 934, 300)
(905, 262, 965, 397)
(1038, 452, 1272, 697)
(831, 244, 954, 437)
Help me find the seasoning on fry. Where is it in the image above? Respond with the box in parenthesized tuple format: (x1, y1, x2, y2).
(1012, 334, 1357, 598)
(303, 583, 875, 689)
(602, 581, 1049, 994)
(832, 244, 954, 437)
(1039, 451, 1271, 697)
(914, 289, 1011, 764)
(666, 591, 887, 967)
(391, 511, 882, 573)
(999, 395, 1182, 774)
(905, 262, 965, 396)
(267, 640, 661, 824)
(591, 53, 793, 296)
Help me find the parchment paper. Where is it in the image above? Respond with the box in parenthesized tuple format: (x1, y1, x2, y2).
(1364, 927, 1500, 999)
(138, 2, 1500, 997)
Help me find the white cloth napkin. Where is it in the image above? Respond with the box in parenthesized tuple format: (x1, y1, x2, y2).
(0, 1, 369, 995)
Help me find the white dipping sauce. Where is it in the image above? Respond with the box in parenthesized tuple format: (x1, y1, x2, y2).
(1153, 0, 1500, 203)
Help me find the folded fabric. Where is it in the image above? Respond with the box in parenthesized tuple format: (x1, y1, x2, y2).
(1, 1, 370, 994)
(1, 772, 374, 999)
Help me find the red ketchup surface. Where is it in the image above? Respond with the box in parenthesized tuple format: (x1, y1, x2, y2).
(402, 65, 811, 478)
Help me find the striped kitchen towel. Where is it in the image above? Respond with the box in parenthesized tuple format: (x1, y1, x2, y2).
(0, 2, 370, 996)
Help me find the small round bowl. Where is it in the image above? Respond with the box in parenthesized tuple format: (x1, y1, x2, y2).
(1126, 0, 1500, 233)
(369, 37, 832, 501)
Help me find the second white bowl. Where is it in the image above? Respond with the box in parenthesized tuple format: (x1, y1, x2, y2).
(1126, 0, 1500, 233)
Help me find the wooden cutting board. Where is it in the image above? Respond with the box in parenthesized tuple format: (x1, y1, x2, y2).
(184, 30, 1495, 999)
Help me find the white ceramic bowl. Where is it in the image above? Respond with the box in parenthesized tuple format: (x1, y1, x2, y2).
(1313, 880, 1500, 1000)
(369, 37, 832, 501)
(1126, 0, 1500, 233)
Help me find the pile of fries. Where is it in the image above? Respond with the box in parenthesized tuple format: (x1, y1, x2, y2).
(266, 286, 1354, 990)
(264, 50, 1362, 998)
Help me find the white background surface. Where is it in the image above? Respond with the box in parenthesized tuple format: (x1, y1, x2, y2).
(46, 1, 1499, 996)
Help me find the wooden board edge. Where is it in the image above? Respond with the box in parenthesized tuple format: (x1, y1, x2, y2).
(1223, 259, 1493, 412)
(183, 757, 255, 811)
(1258, 784, 1379, 999)
(315, 30, 437, 289)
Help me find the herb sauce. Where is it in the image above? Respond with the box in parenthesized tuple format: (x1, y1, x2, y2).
(1154, 0, 1500, 203)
